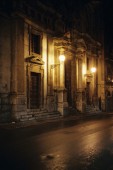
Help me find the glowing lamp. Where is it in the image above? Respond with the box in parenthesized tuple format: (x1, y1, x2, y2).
(59, 54, 65, 62)
(91, 67, 96, 73)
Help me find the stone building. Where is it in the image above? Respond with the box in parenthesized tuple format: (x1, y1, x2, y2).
(0, 0, 106, 122)
(0, 0, 65, 122)
(105, 58, 113, 112)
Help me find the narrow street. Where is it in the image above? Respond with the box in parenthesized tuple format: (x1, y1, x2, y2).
(1, 116, 113, 170)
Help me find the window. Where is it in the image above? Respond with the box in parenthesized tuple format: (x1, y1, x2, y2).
(31, 34, 41, 54)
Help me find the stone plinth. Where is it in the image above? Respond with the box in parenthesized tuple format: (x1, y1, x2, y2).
(55, 88, 68, 116)
(9, 93, 27, 121)
(76, 91, 86, 113)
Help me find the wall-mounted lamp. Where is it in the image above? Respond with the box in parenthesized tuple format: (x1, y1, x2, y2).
(51, 63, 60, 69)
(91, 67, 96, 73)
(59, 54, 65, 62)
(84, 67, 96, 79)
(51, 54, 65, 69)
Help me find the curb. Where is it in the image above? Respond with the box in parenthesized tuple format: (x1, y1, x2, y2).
(0, 112, 113, 129)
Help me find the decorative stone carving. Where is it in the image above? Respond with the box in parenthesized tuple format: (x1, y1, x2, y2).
(25, 55, 44, 65)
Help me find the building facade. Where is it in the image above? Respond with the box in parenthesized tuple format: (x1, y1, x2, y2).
(105, 58, 113, 112)
(0, 0, 106, 122)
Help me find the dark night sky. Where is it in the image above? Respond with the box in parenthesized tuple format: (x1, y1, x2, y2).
(41, 0, 99, 17)
(40, 0, 113, 32)
(40, 0, 113, 53)
(17, 0, 113, 54)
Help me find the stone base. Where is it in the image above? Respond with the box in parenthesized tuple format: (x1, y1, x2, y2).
(0, 93, 11, 122)
(46, 95, 57, 112)
(76, 91, 86, 113)
(55, 88, 68, 116)
(9, 93, 27, 122)
(57, 102, 69, 116)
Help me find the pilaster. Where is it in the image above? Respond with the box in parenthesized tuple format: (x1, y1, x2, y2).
(10, 17, 26, 121)
(55, 88, 68, 116)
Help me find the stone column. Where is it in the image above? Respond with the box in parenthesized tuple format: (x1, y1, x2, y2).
(78, 59, 82, 89)
(71, 58, 76, 107)
(60, 61, 65, 88)
(57, 56, 68, 116)
(10, 17, 26, 121)
(42, 33, 47, 108)
(76, 59, 83, 112)
(57, 88, 68, 116)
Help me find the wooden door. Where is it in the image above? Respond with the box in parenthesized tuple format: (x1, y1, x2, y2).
(30, 72, 41, 109)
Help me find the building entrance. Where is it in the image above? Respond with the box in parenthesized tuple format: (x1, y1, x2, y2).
(30, 72, 41, 109)
(86, 82, 91, 105)
(65, 60, 72, 105)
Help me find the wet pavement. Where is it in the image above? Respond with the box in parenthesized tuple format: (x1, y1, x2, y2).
(1, 116, 113, 170)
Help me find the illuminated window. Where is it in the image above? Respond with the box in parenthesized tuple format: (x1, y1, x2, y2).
(31, 34, 41, 54)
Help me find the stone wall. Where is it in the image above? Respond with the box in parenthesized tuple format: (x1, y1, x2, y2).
(0, 16, 11, 122)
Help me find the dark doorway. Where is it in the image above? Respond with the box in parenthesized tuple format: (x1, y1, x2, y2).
(30, 72, 41, 109)
(65, 60, 72, 106)
(86, 82, 91, 105)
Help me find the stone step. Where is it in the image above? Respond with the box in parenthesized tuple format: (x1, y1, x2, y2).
(20, 111, 61, 122)
(21, 115, 32, 119)
(27, 108, 48, 112)
(68, 107, 78, 114)
(34, 112, 60, 118)
(27, 109, 48, 115)
(86, 105, 101, 114)
(35, 115, 61, 121)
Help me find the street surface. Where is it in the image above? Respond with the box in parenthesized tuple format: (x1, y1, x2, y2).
(1, 116, 113, 170)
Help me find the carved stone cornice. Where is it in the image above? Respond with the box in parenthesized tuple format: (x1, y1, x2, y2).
(76, 39, 87, 50)
(54, 39, 71, 48)
(25, 55, 44, 65)
(54, 38, 76, 60)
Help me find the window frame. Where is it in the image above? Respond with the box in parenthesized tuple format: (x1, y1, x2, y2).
(30, 29, 42, 56)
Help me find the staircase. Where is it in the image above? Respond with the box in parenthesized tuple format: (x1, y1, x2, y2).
(20, 109, 61, 122)
(85, 105, 101, 115)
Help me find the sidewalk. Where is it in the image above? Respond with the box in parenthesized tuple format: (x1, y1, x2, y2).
(0, 111, 113, 129)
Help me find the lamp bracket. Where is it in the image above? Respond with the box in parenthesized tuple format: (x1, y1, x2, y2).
(51, 64, 60, 69)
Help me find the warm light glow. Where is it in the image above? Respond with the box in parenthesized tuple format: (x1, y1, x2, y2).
(59, 54, 65, 62)
(91, 67, 96, 73)
(82, 64, 86, 75)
